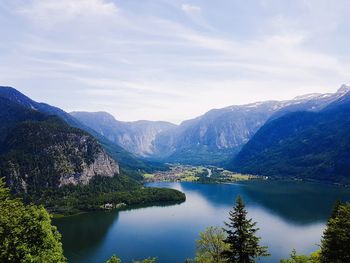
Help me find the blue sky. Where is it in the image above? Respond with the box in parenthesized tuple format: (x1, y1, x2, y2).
(1, 0, 350, 123)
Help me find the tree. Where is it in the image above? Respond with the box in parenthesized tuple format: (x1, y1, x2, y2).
(133, 257, 157, 263)
(320, 201, 350, 263)
(0, 178, 66, 262)
(222, 196, 269, 263)
(280, 249, 320, 263)
(194, 226, 230, 263)
(105, 255, 157, 263)
(106, 255, 122, 263)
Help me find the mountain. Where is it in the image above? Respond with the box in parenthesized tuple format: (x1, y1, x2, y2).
(231, 88, 350, 184)
(71, 111, 175, 156)
(0, 86, 151, 171)
(0, 87, 185, 214)
(0, 96, 46, 143)
(0, 117, 119, 194)
(70, 85, 350, 166)
(154, 101, 279, 164)
(268, 84, 350, 121)
(154, 85, 350, 165)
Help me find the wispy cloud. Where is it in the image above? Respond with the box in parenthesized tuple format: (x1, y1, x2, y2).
(181, 4, 201, 14)
(1, 0, 350, 123)
(18, 0, 118, 25)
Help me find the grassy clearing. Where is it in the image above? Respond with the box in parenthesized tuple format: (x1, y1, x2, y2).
(143, 173, 155, 179)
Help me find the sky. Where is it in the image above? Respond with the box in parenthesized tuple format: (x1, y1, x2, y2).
(1, 0, 350, 124)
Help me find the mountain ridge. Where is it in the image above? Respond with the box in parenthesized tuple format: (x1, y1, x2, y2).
(71, 85, 350, 165)
(0, 86, 153, 172)
(231, 90, 350, 184)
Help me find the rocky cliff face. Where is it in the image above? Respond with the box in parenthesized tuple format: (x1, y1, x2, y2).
(0, 117, 119, 194)
(58, 137, 119, 187)
(70, 111, 176, 156)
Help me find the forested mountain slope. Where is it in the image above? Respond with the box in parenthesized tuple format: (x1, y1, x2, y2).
(0, 117, 119, 194)
(0, 86, 152, 171)
(232, 92, 350, 184)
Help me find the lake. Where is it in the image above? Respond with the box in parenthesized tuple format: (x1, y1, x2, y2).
(53, 180, 350, 263)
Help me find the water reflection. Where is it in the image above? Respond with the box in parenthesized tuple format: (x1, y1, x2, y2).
(54, 181, 350, 263)
(54, 211, 119, 263)
(178, 180, 350, 224)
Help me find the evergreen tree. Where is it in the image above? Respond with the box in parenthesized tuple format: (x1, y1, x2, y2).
(320, 201, 350, 263)
(222, 196, 269, 263)
(329, 199, 342, 219)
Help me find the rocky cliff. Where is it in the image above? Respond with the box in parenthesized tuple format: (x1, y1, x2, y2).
(70, 111, 176, 156)
(0, 117, 119, 194)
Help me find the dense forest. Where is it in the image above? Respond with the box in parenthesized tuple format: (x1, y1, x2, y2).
(232, 94, 350, 184)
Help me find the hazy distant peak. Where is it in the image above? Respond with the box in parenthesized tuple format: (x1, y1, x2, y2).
(337, 84, 350, 94)
(292, 93, 323, 101)
(71, 111, 118, 122)
(129, 119, 177, 126)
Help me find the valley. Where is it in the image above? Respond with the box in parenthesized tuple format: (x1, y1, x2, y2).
(3, 2, 350, 262)
(143, 164, 261, 183)
(1, 85, 350, 262)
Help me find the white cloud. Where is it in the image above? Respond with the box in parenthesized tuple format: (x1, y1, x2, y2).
(181, 3, 201, 14)
(180, 3, 211, 29)
(18, 0, 118, 25)
(2, 0, 350, 122)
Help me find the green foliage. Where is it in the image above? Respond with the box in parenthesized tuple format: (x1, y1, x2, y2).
(0, 118, 185, 215)
(0, 97, 46, 144)
(0, 117, 103, 193)
(0, 178, 66, 263)
(133, 257, 157, 263)
(194, 226, 229, 263)
(280, 249, 321, 263)
(320, 201, 350, 262)
(222, 196, 269, 263)
(106, 255, 122, 263)
(19, 174, 185, 216)
(280, 201, 350, 263)
(105, 255, 157, 263)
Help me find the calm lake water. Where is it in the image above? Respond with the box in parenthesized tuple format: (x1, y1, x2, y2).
(53, 180, 350, 263)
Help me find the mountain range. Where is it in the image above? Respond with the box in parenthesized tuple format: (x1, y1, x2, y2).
(0, 86, 155, 172)
(72, 85, 350, 166)
(2, 84, 350, 185)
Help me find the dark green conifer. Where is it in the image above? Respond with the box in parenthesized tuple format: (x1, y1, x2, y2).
(222, 196, 269, 263)
(320, 201, 350, 263)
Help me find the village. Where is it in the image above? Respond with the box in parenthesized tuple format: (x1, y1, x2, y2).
(143, 164, 262, 183)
